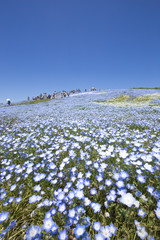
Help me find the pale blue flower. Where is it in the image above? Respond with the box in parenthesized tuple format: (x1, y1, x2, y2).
(0, 211, 9, 222)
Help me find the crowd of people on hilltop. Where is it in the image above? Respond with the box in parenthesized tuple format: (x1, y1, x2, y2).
(30, 89, 82, 101)
(6, 87, 97, 105)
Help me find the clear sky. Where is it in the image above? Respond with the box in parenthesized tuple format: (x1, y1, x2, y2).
(0, 0, 160, 103)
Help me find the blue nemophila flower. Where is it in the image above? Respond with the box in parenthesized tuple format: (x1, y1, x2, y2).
(74, 224, 86, 238)
(45, 211, 51, 219)
(95, 232, 105, 240)
(106, 192, 116, 202)
(57, 191, 65, 201)
(113, 172, 121, 181)
(51, 208, 57, 215)
(83, 197, 91, 206)
(58, 229, 68, 240)
(26, 225, 41, 240)
(105, 179, 112, 186)
(10, 184, 17, 191)
(91, 202, 101, 213)
(100, 225, 112, 239)
(154, 208, 160, 219)
(75, 189, 84, 199)
(59, 203, 66, 213)
(15, 196, 22, 203)
(42, 217, 55, 233)
(138, 209, 146, 217)
(147, 186, 154, 195)
(7, 196, 14, 203)
(109, 223, 117, 236)
(34, 185, 41, 192)
(85, 171, 92, 178)
(116, 180, 124, 188)
(68, 208, 76, 218)
(77, 206, 85, 215)
(117, 188, 127, 196)
(137, 226, 148, 240)
(90, 188, 97, 195)
(119, 193, 137, 207)
(29, 195, 42, 204)
(0, 191, 7, 200)
(76, 182, 84, 189)
(68, 190, 75, 199)
(137, 175, 146, 184)
(120, 170, 129, 179)
(50, 222, 58, 235)
(95, 175, 103, 182)
(0, 211, 9, 222)
(82, 216, 91, 227)
(93, 221, 101, 231)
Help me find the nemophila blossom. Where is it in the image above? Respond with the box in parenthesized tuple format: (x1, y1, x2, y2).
(109, 223, 117, 236)
(113, 172, 120, 181)
(51, 222, 58, 235)
(137, 226, 148, 240)
(10, 184, 16, 191)
(136, 169, 142, 174)
(144, 163, 154, 173)
(75, 189, 84, 199)
(76, 182, 84, 189)
(26, 225, 41, 240)
(0, 191, 7, 200)
(45, 211, 51, 219)
(15, 196, 22, 203)
(91, 202, 101, 213)
(100, 225, 112, 239)
(119, 193, 137, 207)
(83, 197, 91, 206)
(90, 188, 97, 195)
(85, 171, 92, 178)
(117, 174, 125, 185)
(84, 179, 90, 186)
(42, 217, 55, 233)
(57, 191, 65, 201)
(147, 186, 154, 195)
(137, 175, 146, 183)
(51, 208, 57, 215)
(120, 170, 129, 179)
(95, 175, 103, 182)
(119, 149, 128, 158)
(117, 188, 127, 196)
(107, 193, 116, 202)
(29, 195, 42, 204)
(94, 162, 99, 169)
(154, 208, 160, 219)
(7, 196, 14, 203)
(59, 203, 66, 213)
(93, 221, 101, 231)
(138, 209, 146, 217)
(0, 211, 9, 222)
(68, 191, 75, 199)
(74, 224, 86, 238)
(34, 185, 41, 192)
(105, 179, 112, 186)
(95, 232, 105, 240)
(68, 208, 76, 218)
(58, 229, 68, 240)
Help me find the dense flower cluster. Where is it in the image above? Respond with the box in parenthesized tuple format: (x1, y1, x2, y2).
(0, 89, 160, 239)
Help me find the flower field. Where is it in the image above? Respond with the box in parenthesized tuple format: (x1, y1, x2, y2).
(0, 89, 160, 240)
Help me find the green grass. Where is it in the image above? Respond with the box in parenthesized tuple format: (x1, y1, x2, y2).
(14, 99, 54, 106)
(94, 93, 160, 107)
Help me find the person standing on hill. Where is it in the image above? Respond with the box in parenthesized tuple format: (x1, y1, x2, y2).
(6, 99, 11, 105)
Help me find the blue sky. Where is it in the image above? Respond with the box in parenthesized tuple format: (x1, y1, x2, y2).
(0, 0, 160, 103)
